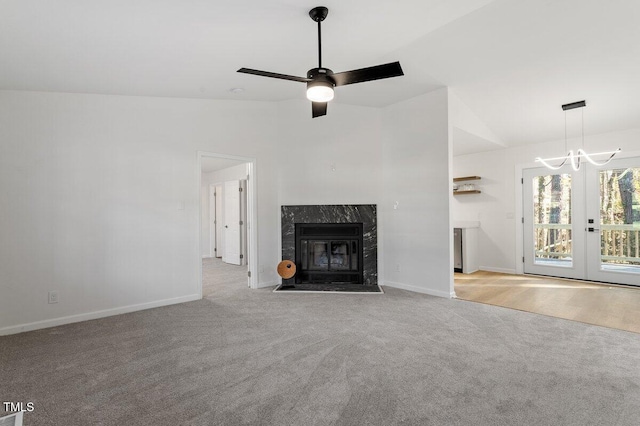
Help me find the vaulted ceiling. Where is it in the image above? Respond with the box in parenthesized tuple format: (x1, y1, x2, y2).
(2, 0, 639, 153)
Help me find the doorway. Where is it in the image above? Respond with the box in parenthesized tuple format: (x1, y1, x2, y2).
(198, 152, 257, 296)
(522, 156, 640, 286)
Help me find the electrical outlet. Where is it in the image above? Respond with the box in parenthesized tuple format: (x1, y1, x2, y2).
(48, 291, 59, 304)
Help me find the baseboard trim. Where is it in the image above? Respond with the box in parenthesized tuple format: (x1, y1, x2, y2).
(382, 281, 455, 299)
(479, 266, 517, 275)
(0, 294, 202, 336)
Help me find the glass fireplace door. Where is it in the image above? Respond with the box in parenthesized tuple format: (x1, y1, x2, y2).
(295, 223, 364, 284)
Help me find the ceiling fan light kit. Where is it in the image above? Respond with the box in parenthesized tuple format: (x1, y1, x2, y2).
(237, 6, 404, 118)
(306, 79, 334, 102)
(535, 100, 620, 171)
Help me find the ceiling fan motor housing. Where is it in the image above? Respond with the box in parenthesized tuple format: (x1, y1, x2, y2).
(307, 67, 335, 85)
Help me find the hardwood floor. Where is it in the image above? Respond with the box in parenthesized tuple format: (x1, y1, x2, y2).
(455, 271, 640, 334)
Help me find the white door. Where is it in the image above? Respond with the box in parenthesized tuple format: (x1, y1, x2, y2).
(239, 179, 248, 266)
(214, 185, 223, 258)
(209, 185, 216, 258)
(585, 157, 640, 286)
(523, 167, 586, 279)
(223, 180, 242, 265)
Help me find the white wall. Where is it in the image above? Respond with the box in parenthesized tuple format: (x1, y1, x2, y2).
(200, 163, 248, 257)
(453, 127, 640, 273)
(449, 91, 502, 145)
(275, 100, 386, 284)
(0, 90, 280, 334)
(0, 88, 457, 335)
(381, 88, 454, 298)
(275, 96, 454, 298)
(275, 100, 384, 206)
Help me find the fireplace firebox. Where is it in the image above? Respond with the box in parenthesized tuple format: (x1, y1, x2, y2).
(295, 223, 364, 284)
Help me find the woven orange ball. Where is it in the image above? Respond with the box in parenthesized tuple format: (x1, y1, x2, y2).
(277, 260, 296, 279)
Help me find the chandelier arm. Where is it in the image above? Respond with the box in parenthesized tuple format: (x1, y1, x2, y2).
(570, 150, 581, 171)
(577, 148, 621, 167)
(535, 155, 569, 170)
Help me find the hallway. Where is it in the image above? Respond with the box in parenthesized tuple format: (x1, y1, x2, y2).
(202, 257, 248, 298)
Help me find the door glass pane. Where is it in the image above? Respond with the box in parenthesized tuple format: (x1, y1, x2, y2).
(301, 240, 308, 269)
(308, 241, 329, 270)
(532, 174, 573, 266)
(599, 167, 640, 272)
(330, 241, 351, 270)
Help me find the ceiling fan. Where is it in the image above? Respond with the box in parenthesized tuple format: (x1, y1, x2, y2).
(237, 6, 404, 118)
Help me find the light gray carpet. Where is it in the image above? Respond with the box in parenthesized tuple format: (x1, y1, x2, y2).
(202, 257, 248, 297)
(2, 278, 640, 425)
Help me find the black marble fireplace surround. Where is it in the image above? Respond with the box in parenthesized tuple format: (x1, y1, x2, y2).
(281, 205, 377, 288)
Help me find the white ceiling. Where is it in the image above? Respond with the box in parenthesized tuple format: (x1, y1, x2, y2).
(2, 0, 639, 152)
(452, 127, 505, 157)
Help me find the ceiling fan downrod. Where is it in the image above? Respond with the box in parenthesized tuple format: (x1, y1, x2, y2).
(309, 6, 328, 68)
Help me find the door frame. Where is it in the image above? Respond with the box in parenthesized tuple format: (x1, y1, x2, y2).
(197, 152, 258, 294)
(516, 162, 537, 275)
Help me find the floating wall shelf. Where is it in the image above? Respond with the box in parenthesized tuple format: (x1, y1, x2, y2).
(453, 176, 481, 182)
(453, 176, 481, 195)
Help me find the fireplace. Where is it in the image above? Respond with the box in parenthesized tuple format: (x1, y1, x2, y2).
(281, 204, 377, 286)
(295, 223, 363, 284)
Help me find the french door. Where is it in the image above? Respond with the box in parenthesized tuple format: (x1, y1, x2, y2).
(523, 168, 586, 280)
(524, 157, 640, 286)
(585, 157, 640, 285)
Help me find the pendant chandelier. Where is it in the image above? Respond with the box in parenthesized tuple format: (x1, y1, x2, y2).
(535, 100, 620, 171)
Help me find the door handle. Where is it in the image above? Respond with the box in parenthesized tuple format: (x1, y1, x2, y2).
(587, 227, 600, 232)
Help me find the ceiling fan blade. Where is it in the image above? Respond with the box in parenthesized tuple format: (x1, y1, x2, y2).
(312, 102, 327, 118)
(332, 61, 404, 87)
(237, 68, 310, 83)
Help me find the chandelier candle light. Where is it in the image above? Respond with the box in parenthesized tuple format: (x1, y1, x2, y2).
(535, 100, 620, 171)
